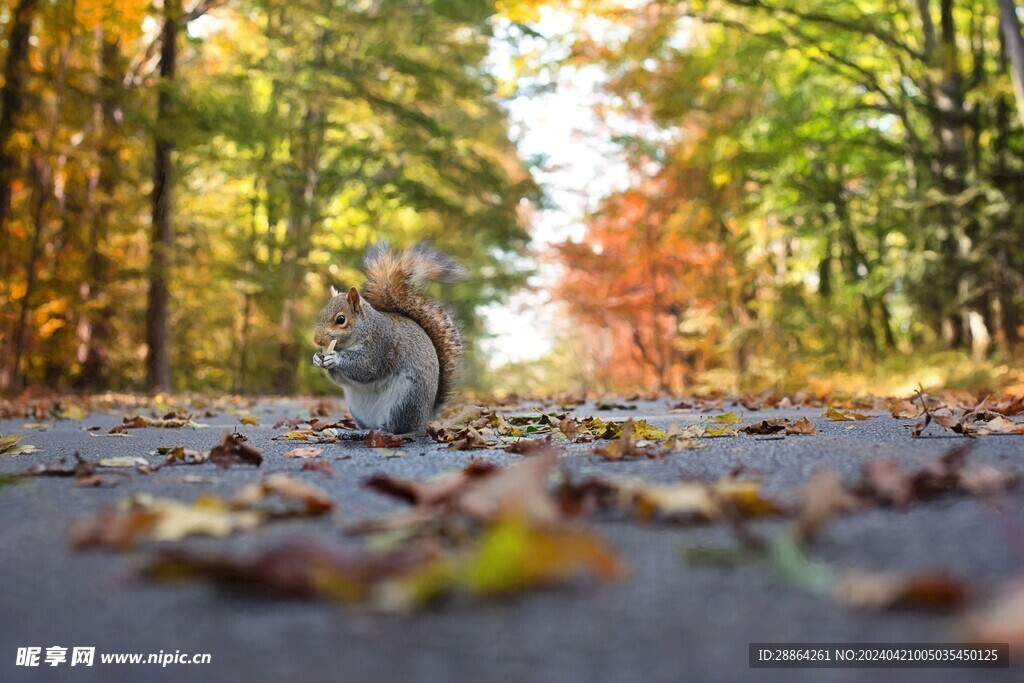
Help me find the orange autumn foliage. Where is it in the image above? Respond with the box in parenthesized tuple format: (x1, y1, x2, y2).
(554, 168, 735, 393)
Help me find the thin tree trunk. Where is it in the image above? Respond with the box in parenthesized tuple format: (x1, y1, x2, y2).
(998, 0, 1024, 128)
(77, 31, 123, 389)
(0, 0, 39, 391)
(0, 0, 38, 262)
(10, 14, 73, 389)
(273, 26, 328, 394)
(146, 0, 181, 393)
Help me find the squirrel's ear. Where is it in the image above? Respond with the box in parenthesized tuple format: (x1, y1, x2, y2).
(347, 286, 362, 314)
(329, 285, 341, 298)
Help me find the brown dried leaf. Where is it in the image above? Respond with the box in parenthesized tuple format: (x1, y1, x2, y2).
(619, 478, 785, 523)
(69, 494, 263, 549)
(143, 541, 416, 601)
(447, 426, 493, 451)
(793, 470, 862, 543)
(963, 578, 1024, 647)
(785, 417, 818, 435)
(284, 447, 323, 459)
(366, 471, 469, 507)
(300, 460, 335, 478)
(209, 430, 263, 468)
(454, 451, 562, 526)
(739, 419, 788, 435)
(834, 571, 969, 611)
(164, 446, 209, 465)
(504, 436, 556, 455)
(365, 431, 413, 448)
(968, 415, 1024, 435)
(232, 473, 334, 516)
(890, 399, 923, 419)
(956, 464, 1020, 496)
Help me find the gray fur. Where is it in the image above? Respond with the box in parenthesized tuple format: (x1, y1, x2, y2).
(313, 300, 439, 434)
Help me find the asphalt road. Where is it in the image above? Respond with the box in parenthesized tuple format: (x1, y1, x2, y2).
(1, 398, 1021, 683)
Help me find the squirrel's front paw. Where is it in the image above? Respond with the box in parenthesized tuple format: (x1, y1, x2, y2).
(312, 351, 326, 369)
(320, 352, 340, 370)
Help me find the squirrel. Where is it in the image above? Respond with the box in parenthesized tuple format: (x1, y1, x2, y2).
(312, 242, 463, 434)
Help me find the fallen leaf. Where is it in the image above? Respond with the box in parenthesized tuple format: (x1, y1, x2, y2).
(112, 414, 208, 431)
(858, 459, 915, 507)
(274, 430, 316, 441)
(309, 415, 358, 431)
(890, 399, 923, 419)
(822, 407, 870, 421)
(448, 517, 624, 598)
(793, 470, 862, 543)
(70, 475, 333, 549)
(956, 464, 1020, 495)
(739, 419, 788, 435)
(853, 444, 1016, 506)
(619, 478, 785, 523)
(701, 424, 738, 438)
(69, 494, 263, 549)
(708, 411, 742, 426)
(365, 464, 495, 507)
(834, 571, 969, 611)
(365, 431, 413, 448)
(593, 419, 668, 460)
(232, 474, 334, 516)
(142, 540, 416, 602)
(962, 578, 1024, 647)
(593, 401, 630, 411)
(19, 452, 123, 486)
(208, 430, 262, 468)
(240, 415, 260, 426)
(97, 457, 150, 468)
(785, 417, 818, 435)
(142, 517, 623, 611)
(301, 461, 334, 478)
(455, 452, 562, 526)
(54, 405, 89, 420)
(164, 446, 210, 465)
(912, 407, 970, 438)
(284, 447, 323, 459)
(504, 436, 556, 455)
(0, 433, 41, 455)
(968, 415, 1024, 435)
(448, 426, 493, 450)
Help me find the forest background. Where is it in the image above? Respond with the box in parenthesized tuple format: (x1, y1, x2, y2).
(2, 0, 1024, 398)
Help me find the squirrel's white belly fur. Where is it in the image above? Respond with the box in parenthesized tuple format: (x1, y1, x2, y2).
(341, 374, 413, 431)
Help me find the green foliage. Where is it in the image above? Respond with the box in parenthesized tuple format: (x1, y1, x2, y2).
(0, 0, 538, 393)
(548, 0, 1024, 392)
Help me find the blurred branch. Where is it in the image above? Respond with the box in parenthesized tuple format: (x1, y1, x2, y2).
(998, 0, 1024, 128)
(726, 0, 927, 62)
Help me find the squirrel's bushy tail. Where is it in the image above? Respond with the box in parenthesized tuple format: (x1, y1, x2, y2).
(362, 242, 463, 409)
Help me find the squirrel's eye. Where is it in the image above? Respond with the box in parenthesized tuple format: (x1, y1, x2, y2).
(335, 314, 346, 326)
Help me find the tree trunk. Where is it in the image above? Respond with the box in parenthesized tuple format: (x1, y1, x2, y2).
(146, 0, 180, 393)
(273, 26, 328, 394)
(77, 31, 124, 389)
(998, 0, 1024, 128)
(9, 13, 73, 390)
(0, 0, 38, 262)
(0, 0, 39, 391)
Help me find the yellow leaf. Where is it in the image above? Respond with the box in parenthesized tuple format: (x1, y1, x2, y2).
(822, 407, 870, 421)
